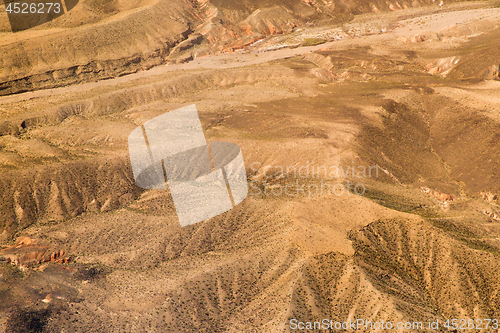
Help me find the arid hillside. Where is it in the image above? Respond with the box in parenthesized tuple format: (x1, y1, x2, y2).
(1, 0, 500, 332)
(0, 0, 483, 95)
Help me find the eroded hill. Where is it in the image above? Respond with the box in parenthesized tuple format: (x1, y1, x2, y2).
(1, 0, 500, 332)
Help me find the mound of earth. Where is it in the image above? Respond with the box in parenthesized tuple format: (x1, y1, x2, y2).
(1, 1, 500, 332)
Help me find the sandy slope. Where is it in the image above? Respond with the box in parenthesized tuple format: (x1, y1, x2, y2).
(0, 1, 500, 332)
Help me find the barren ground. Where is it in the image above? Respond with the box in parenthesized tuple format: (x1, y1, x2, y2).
(1, 0, 500, 332)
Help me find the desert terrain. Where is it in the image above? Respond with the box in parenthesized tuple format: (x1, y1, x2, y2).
(0, 0, 500, 332)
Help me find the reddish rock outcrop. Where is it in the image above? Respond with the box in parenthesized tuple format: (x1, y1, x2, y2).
(0, 236, 71, 269)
